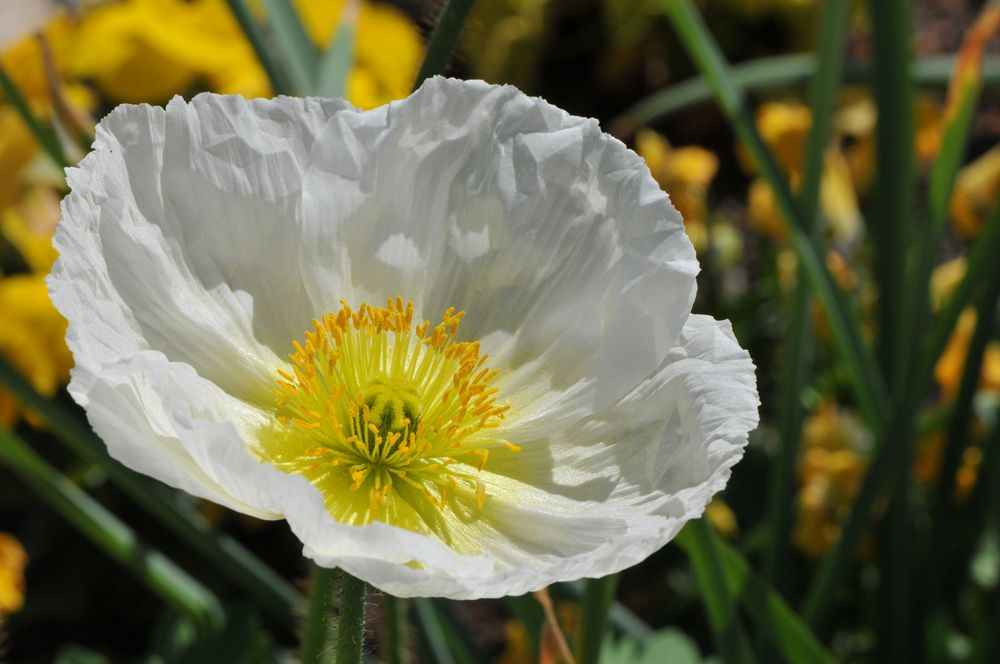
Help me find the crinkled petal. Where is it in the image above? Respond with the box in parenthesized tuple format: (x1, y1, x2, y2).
(298, 77, 698, 418)
(49, 94, 353, 405)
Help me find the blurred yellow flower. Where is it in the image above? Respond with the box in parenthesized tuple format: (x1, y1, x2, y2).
(0, 275, 72, 426)
(3, 185, 62, 274)
(70, 0, 422, 108)
(0, 532, 27, 615)
(755, 101, 810, 174)
(951, 144, 1000, 238)
(835, 91, 943, 195)
(636, 129, 718, 252)
(706, 498, 739, 540)
(930, 256, 967, 311)
(793, 402, 870, 558)
(0, 107, 38, 212)
(935, 308, 1000, 400)
(745, 101, 861, 245)
(914, 431, 984, 502)
(71, 0, 206, 102)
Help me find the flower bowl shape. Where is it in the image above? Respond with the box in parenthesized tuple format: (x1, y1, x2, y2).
(48, 77, 759, 599)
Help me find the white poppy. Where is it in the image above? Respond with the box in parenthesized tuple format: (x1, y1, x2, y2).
(48, 77, 758, 599)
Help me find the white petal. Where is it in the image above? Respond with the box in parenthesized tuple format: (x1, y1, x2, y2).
(67, 350, 284, 518)
(49, 95, 352, 405)
(297, 77, 698, 415)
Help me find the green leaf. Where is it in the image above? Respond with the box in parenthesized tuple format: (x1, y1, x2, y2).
(558, 581, 654, 645)
(413, 599, 483, 664)
(150, 605, 275, 663)
(0, 426, 223, 630)
(53, 645, 111, 664)
(675, 522, 756, 664)
(315, 0, 358, 99)
(763, 0, 851, 597)
(263, 0, 320, 94)
(612, 54, 1000, 134)
(412, 0, 478, 90)
(601, 629, 716, 664)
(223, 0, 296, 95)
(578, 575, 620, 664)
(712, 533, 837, 664)
(384, 594, 409, 664)
(0, 63, 69, 169)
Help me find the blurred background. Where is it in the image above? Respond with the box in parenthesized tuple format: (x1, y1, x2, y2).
(1, 0, 999, 662)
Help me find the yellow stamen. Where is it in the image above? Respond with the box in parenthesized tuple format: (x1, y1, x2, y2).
(253, 299, 517, 539)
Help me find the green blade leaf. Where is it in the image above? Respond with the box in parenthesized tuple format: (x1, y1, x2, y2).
(612, 54, 1000, 134)
(0, 426, 223, 630)
(262, 0, 320, 94)
(224, 0, 297, 95)
(699, 532, 837, 664)
(413, 599, 483, 664)
(676, 522, 756, 664)
(315, 0, 358, 99)
(0, 62, 68, 169)
(763, 0, 851, 597)
(412, 0, 478, 90)
(578, 575, 620, 664)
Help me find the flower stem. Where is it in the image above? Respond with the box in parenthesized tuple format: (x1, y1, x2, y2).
(300, 565, 338, 663)
(335, 570, 368, 664)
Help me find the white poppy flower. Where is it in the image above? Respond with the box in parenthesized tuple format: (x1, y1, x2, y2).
(48, 77, 759, 599)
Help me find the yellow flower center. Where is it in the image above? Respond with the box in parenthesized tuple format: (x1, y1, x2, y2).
(254, 298, 518, 539)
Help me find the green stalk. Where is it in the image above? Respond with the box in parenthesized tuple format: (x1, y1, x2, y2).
(0, 426, 223, 630)
(0, 63, 68, 169)
(577, 574, 619, 664)
(763, 0, 851, 597)
(384, 595, 409, 664)
(869, 2, 918, 660)
(661, 0, 890, 432)
(611, 54, 1000, 134)
(300, 565, 339, 663)
(870, 0, 916, 386)
(335, 571, 367, 664)
(676, 522, 755, 664)
(224, 0, 296, 96)
(412, 0, 478, 90)
(0, 355, 302, 625)
(315, 0, 358, 99)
